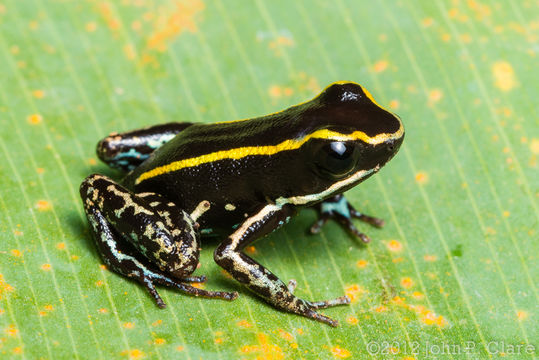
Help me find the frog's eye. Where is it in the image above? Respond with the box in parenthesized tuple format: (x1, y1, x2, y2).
(314, 141, 360, 179)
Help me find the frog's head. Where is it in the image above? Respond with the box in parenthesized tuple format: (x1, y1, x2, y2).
(279, 82, 404, 206)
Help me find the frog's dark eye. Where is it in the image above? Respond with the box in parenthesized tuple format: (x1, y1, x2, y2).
(314, 141, 360, 179)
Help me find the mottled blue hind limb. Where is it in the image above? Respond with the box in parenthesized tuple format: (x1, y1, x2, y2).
(310, 194, 385, 243)
(79, 174, 238, 307)
(97, 122, 193, 172)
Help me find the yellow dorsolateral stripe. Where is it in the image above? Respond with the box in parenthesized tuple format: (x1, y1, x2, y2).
(135, 126, 404, 184)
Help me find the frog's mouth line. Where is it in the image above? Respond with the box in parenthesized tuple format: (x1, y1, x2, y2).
(275, 165, 379, 207)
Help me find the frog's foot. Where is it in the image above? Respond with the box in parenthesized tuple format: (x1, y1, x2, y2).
(80, 174, 238, 307)
(287, 278, 350, 308)
(310, 194, 384, 243)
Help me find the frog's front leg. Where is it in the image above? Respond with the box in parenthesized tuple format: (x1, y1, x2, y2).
(214, 204, 350, 327)
(310, 194, 384, 243)
(97, 122, 193, 172)
(80, 174, 237, 307)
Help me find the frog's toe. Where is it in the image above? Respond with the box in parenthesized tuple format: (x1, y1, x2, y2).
(307, 295, 351, 309)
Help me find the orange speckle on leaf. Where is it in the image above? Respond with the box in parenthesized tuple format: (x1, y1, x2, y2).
(56, 242, 66, 250)
(12, 347, 22, 355)
(448, 8, 458, 18)
(345, 284, 364, 303)
(5, 324, 18, 337)
(27, 114, 42, 125)
(240, 333, 284, 359)
(502, 211, 510, 217)
(441, 33, 451, 42)
(85, 22, 97, 32)
(373, 60, 389, 73)
(278, 329, 294, 342)
(283, 87, 293, 96)
(41, 264, 51, 271)
(422, 17, 434, 27)
(424, 254, 437, 262)
(388, 99, 400, 110)
(237, 319, 252, 328)
(36, 200, 51, 211)
(412, 291, 424, 300)
(95, 280, 104, 287)
(415, 172, 428, 184)
(98, 308, 108, 314)
(131, 20, 142, 31)
(516, 311, 528, 321)
(392, 257, 404, 263)
(88, 158, 97, 166)
(245, 246, 256, 254)
(400, 277, 414, 289)
(268, 85, 282, 98)
(13, 229, 23, 236)
(123, 44, 137, 60)
(152, 319, 162, 326)
(29, 20, 39, 30)
(387, 240, 403, 252)
(10, 45, 20, 54)
(10, 249, 21, 257)
(492, 61, 518, 92)
(346, 316, 358, 325)
(123, 322, 135, 329)
(428, 89, 443, 104)
(44, 304, 54, 311)
(176, 346, 184, 352)
(330, 345, 351, 358)
(0, 275, 14, 298)
(154, 338, 165, 345)
(530, 139, 539, 154)
(356, 259, 368, 269)
(121, 349, 144, 360)
(99, 264, 107, 270)
(32, 90, 45, 99)
(98, 2, 120, 32)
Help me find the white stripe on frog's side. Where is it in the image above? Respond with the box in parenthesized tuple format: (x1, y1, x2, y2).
(275, 166, 378, 207)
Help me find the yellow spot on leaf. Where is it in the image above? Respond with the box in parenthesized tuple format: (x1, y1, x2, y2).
(237, 319, 251, 328)
(123, 44, 137, 61)
(36, 200, 51, 211)
(176, 346, 184, 352)
(503, 211, 510, 217)
(98, 3, 120, 32)
(346, 316, 358, 325)
(492, 61, 518, 91)
(32, 90, 45, 99)
(41, 264, 51, 271)
(0, 275, 14, 299)
(530, 138, 539, 154)
(123, 322, 135, 329)
(356, 259, 368, 269)
(240, 333, 284, 359)
(330, 345, 351, 358)
(415, 172, 428, 184)
(95, 280, 104, 287)
(387, 240, 403, 252)
(441, 33, 451, 42)
(10, 249, 21, 257)
(98, 308, 108, 314)
(152, 319, 162, 326)
(12, 347, 22, 355)
(373, 60, 389, 73)
(27, 114, 42, 125)
(389, 99, 400, 110)
(36, 167, 45, 174)
(147, 0, 205, 52)
(400, 277, 414, 289)
(345, 284, 365, 303)
(44, 304, 53, 311)
(278, 329, 294, 342)
(516, 311, 528, 321)
(412, 291, 424, 300)
(154, 338, 165, 345)
(5, 324, 18, 337)
(121, 349, 144, 360)
(422, 17, 434, 27)
(214, 337, 223, 344)
(85, 22, 97, 32)
(428, 89, 443, 104)
(56, 243, 66, 250)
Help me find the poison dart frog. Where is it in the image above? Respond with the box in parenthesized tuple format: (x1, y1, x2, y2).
(80, 81, 404, 326)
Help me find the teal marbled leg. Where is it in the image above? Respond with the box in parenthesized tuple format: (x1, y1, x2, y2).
(310, 194, 385, 243)
(80, 174, 237, 307)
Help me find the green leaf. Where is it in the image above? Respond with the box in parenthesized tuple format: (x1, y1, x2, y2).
(0, 0, 537, 359)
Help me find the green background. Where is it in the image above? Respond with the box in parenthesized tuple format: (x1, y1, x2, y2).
(0, 0, 537, 359)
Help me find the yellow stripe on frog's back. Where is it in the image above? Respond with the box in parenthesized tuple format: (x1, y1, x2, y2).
(135, 126, 404, 184)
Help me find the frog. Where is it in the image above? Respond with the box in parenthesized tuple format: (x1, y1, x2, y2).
(79, 81, 404, 326)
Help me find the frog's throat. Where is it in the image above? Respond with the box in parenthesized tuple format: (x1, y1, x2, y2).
(275, 165, 379, 207)
(135, 127, 402, 185)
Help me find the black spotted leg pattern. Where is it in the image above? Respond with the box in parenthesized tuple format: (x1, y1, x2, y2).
(214, 204, 350, 327)
(310, 194, 385, 243)
(80, 174, 237, 307)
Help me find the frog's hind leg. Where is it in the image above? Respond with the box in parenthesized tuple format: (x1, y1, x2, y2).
(97, 122, 193, 172)
(310, 194, 385, 243)
(80, 174, 237, 307)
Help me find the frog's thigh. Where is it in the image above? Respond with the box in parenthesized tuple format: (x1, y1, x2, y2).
(80, 173, 199, 278)
(213, 204, 342, 326)
(97, 122, 193, 172)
